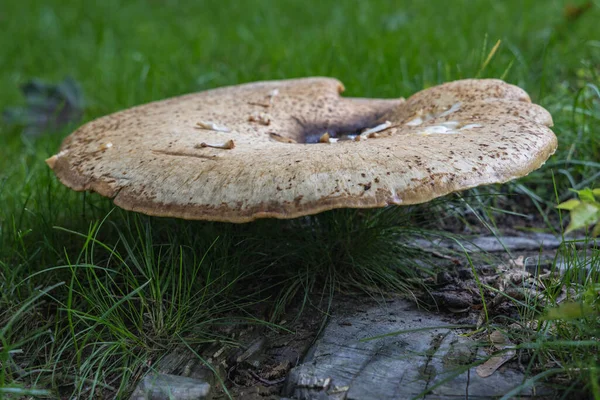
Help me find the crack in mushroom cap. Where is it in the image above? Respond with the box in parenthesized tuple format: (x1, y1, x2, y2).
(47, 77, 557, 223)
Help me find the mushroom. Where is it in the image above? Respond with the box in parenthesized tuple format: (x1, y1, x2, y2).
(46, 77, 557, 223)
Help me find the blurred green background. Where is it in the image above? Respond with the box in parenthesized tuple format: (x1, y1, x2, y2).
(2, 0, 598, 111)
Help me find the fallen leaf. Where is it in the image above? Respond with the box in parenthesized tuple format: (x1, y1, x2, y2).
(476, 331, 516, 378)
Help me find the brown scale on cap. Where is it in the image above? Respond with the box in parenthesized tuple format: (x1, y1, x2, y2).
(46, 77, 557, 223)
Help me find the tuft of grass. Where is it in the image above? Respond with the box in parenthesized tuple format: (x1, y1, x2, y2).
(464, 189, 600, 399)
(1, 210, 257, 398)
(235, 206, 446, 319)
(495, 235, 600, 399)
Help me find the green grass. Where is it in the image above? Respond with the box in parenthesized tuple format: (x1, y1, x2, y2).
(473, 237, 600, 399)
(1, 0, 599, 398)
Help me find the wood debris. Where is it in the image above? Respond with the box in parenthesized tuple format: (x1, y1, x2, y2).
(195, 121, 231, 132)
(319, 132, 331, 143)
(248, 111, 271, 125)
(360, 120, 392, 138)
(196, 140, 235, 150)
(269, 132, 297, 143)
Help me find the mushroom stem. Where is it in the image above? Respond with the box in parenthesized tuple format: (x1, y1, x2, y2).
(196, 140, 235, 150)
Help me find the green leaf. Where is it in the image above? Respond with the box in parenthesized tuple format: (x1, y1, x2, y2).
(592, 222, 600, 238)
(593, 188, 600, 198)
(576, 188, 596, 203)
(557, 199, 581, 210)
(565, 202, 600, 234)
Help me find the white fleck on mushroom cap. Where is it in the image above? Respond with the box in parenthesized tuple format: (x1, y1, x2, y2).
(47, 78, 557, 223)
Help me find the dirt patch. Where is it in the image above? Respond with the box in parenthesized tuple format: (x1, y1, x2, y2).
(210, 304, 323, 399)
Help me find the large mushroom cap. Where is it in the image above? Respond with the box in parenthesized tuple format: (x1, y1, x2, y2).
(47, 77, 557, 223)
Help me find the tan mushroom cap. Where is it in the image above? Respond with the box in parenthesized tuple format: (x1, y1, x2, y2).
(47, 77, 557, 223)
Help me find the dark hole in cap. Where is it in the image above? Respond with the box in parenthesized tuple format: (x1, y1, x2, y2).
(291, 114, 385, 144)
